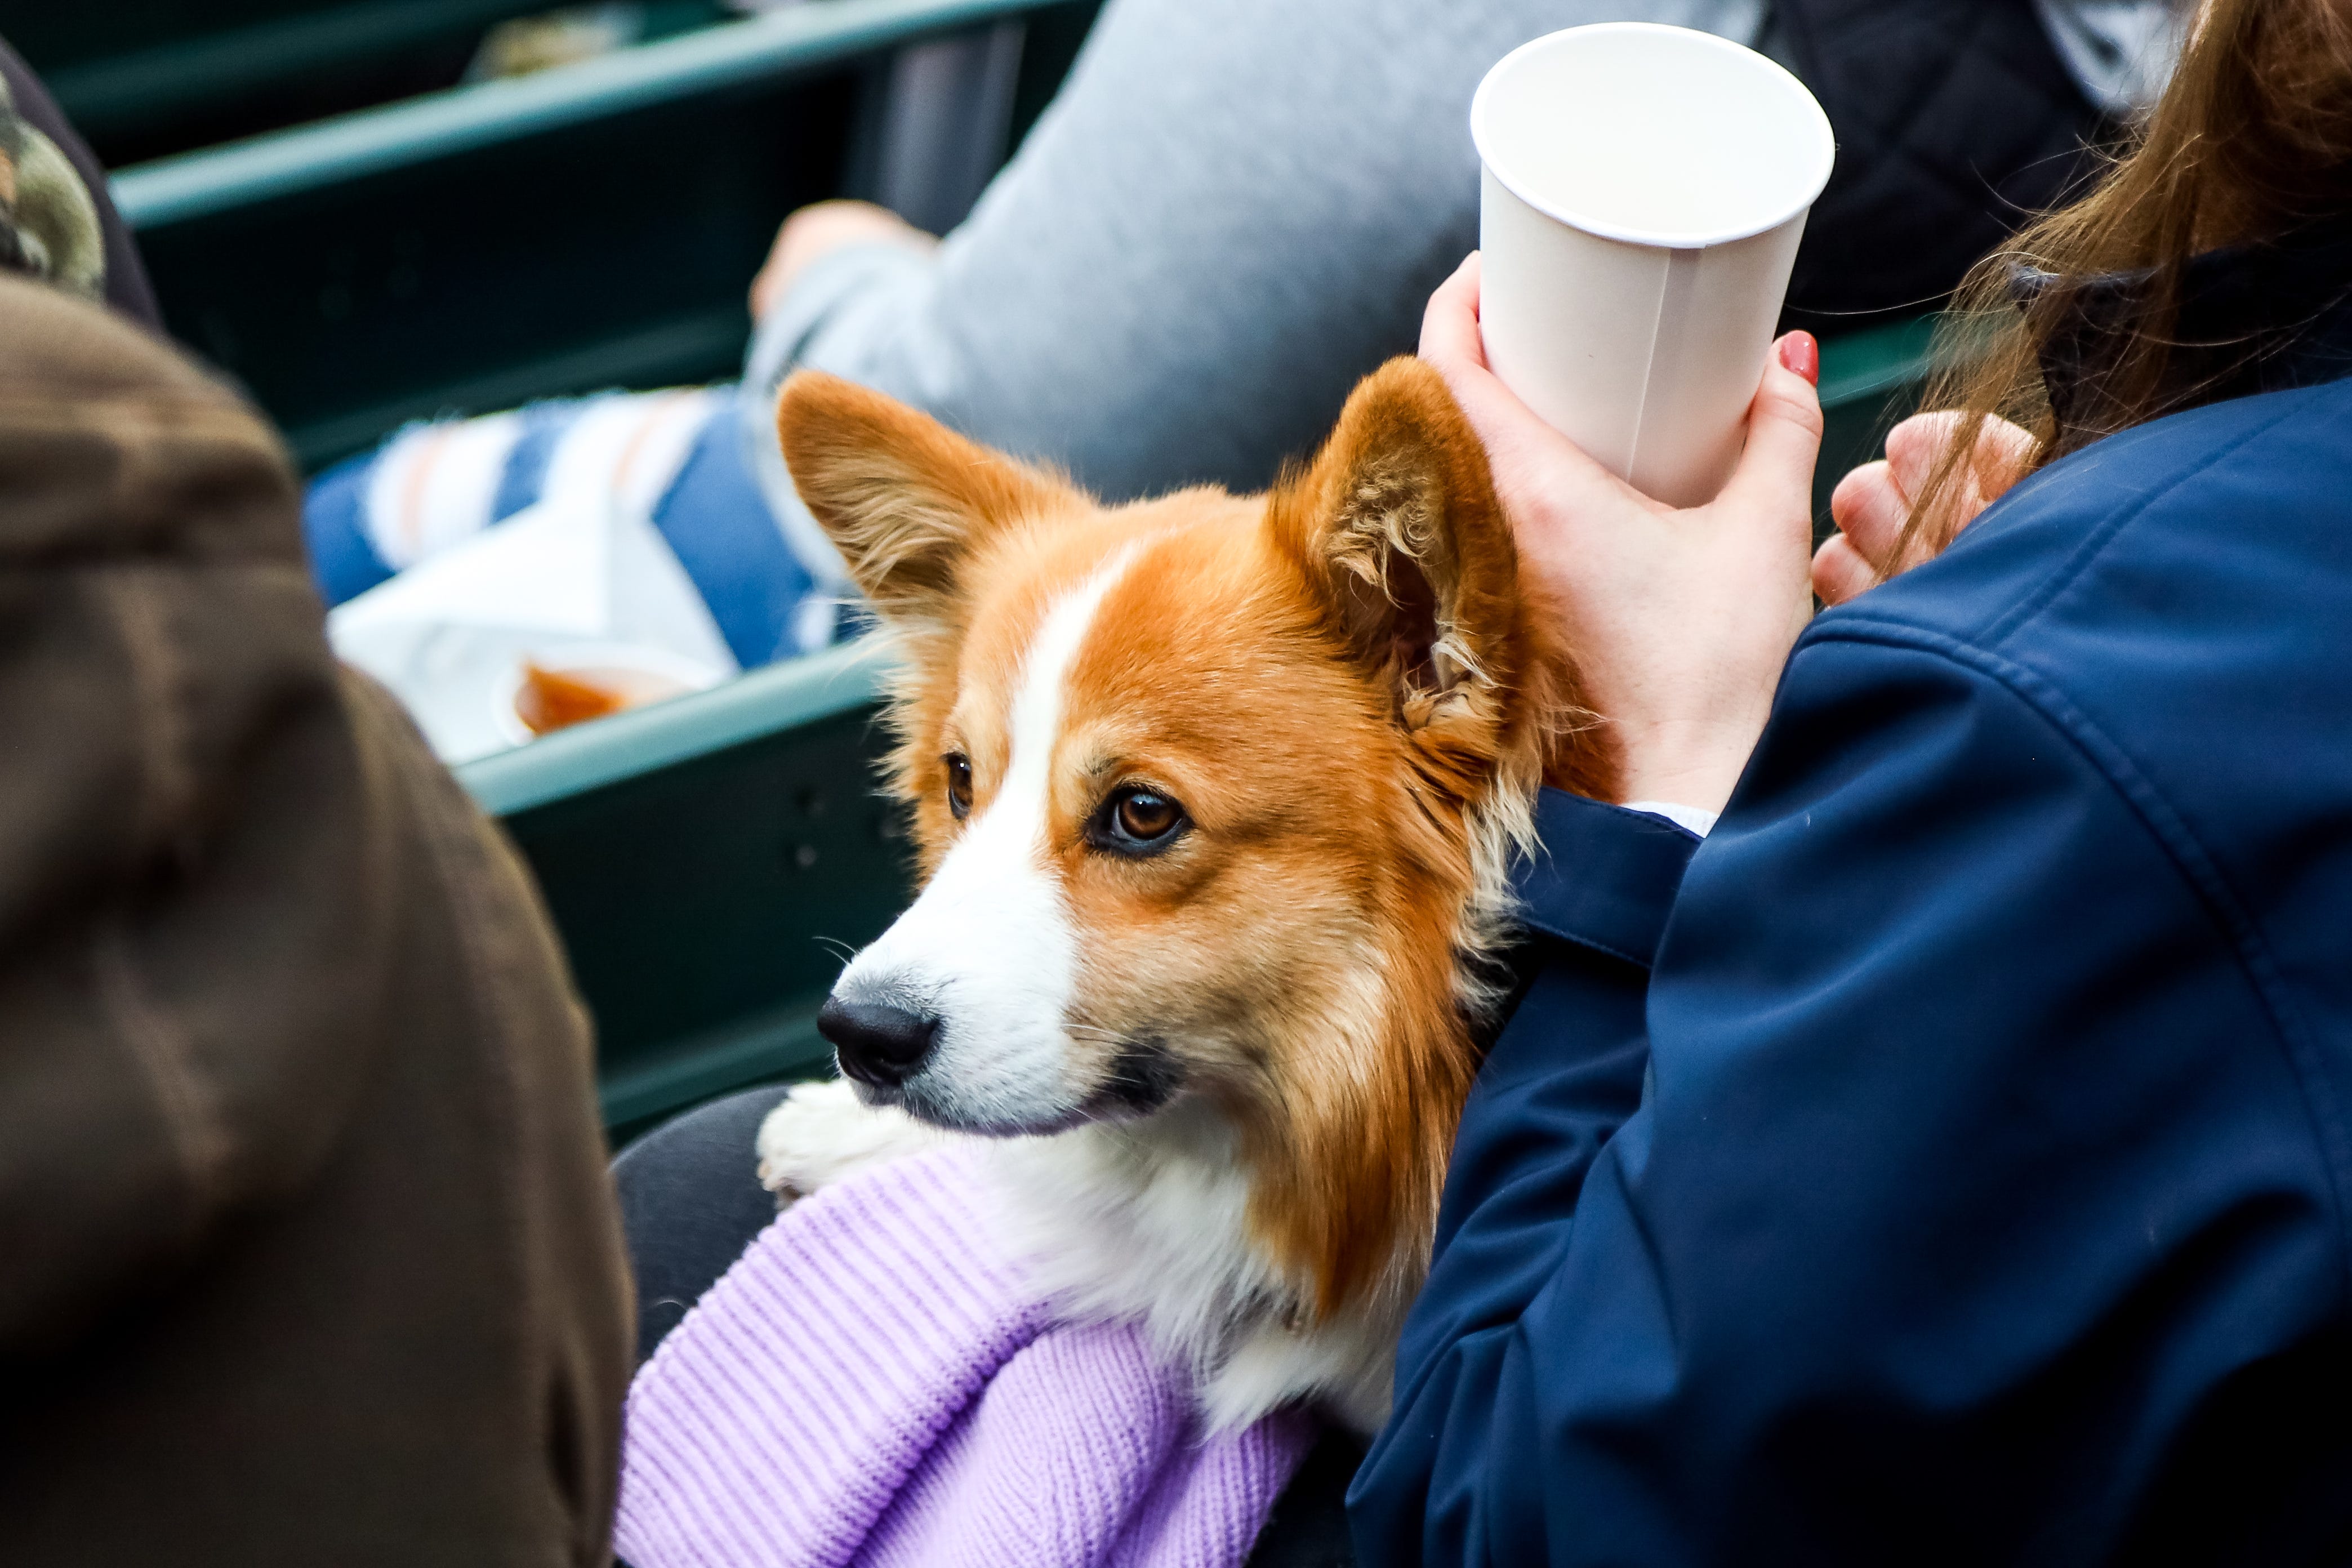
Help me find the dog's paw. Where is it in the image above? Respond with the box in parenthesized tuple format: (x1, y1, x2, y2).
(755, 1077, 947, 1200)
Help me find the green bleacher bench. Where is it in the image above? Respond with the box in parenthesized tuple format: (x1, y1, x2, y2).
(2, 0, 728, 166)
(460, 638, 907, 1142)
(106, 0, 1101, 471)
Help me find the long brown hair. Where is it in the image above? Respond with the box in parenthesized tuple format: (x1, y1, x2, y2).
(1904, 0, 2352, 550)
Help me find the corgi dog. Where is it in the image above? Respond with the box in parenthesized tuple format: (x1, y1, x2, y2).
(754, 357, 1612, 1434)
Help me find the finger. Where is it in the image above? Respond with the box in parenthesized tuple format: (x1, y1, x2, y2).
(1418, 252, 1488, 374)
(1416, 253, 1629, 501)
(1718, 334, 1824, 521)
(1827, 460, 1910, 572)
(1882, 411, 1969, 501)
(1884, 411, 2039, 527)
(1972, 416, 2037, 499)
(1811, 533, 1878, 607)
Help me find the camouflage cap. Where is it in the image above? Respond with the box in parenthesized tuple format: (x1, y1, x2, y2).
(0, 73, 105, 300)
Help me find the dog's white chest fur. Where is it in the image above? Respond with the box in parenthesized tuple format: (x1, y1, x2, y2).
(756, 1079, 1397, 1433)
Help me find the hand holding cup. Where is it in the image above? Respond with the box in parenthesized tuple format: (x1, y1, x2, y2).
(1422, 255, 1822, 817)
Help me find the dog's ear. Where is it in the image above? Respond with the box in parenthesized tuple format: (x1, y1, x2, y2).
(1269, 357, 1527, 734)
(777, 370, 1077, 631)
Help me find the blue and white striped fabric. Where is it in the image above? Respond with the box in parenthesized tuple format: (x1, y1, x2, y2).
(304, 384, 847, 669)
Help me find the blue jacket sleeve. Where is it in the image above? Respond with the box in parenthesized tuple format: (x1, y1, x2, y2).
(1351, 634, 2344, 1565)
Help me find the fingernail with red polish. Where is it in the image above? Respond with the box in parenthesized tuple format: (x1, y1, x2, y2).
(1779, 331, 1820, 386)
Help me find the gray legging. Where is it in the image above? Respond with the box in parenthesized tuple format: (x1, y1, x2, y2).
(611, 1085, 1366, 1567)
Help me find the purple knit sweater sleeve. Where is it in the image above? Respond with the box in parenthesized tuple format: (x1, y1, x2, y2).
(613, 1146, 1312, 1568)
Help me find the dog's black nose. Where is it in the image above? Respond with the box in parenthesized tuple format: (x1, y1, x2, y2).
(817, 997, 939, 1088)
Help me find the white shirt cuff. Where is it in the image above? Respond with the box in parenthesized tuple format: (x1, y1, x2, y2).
(1620, 800, 1720, 839)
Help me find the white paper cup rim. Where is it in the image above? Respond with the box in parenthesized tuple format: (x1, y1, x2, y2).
(1472, 23, 1836, 250)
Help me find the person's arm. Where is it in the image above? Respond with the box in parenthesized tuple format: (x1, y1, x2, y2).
(741, 0, 1769, 502)
(741, 0, 1455, 501)
(1407, 790, 1701, 1372)
(1352, 630, 2340, 1563)
(1363, 254, 2344, 1564)
(741, 202, 939, 413)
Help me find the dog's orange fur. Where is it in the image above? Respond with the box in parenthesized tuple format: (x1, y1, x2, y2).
(779, 358, 1613, 1324)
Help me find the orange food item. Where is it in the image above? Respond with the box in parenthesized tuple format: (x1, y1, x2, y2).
(516, 662, 627, 736)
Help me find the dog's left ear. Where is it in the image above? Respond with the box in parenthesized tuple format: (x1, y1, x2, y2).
(778, 369, 1079, 637)
(1269, 357, 1525, 732)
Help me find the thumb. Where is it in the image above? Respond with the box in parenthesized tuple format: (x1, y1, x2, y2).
(1420, 255, 1627, 501)
(1718, 332, 1824, 519)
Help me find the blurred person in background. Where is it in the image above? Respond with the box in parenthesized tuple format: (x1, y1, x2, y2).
(1351, 0, 2352, 1558)
(0, 34, 632, 1566)
(305, 0, 2185, 670)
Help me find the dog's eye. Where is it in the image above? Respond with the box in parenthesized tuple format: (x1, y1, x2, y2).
(1092, 785, 1188, 855)
(944, 753, 973, 820)
(1118, 792, 1180, 840)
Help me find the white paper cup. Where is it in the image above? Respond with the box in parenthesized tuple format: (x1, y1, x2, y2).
(1472, 24, 1834, 506)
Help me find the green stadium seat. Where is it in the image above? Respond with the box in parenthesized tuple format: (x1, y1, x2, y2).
(3, 0, 700, 165)
(107, 0, 1100, 470)
(461, 639, 903, 1141)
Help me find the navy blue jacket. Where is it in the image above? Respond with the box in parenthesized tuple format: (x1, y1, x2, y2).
(1353, 265, 2352, 1561)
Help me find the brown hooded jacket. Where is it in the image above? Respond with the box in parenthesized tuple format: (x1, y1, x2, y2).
(0, 274, 631, 1564)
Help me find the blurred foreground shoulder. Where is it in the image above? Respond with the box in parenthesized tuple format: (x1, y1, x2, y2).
(0, 275, 630, 1568)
